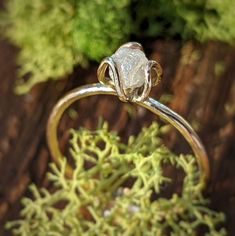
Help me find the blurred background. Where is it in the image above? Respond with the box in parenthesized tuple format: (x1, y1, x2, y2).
(0, 0, 235, 235)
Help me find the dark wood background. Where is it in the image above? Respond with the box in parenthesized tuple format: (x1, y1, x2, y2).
(0, 36, 235, 235)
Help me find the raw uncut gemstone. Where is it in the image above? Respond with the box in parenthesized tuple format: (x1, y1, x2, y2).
(111, 47, 148, 90)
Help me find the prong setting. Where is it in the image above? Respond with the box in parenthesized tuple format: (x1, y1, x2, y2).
(97, 42, 162, 102)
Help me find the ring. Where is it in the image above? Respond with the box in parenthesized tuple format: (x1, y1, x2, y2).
(47, 42, 210, 188)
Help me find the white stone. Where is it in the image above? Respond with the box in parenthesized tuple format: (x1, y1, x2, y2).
(128, 204, 140, 213)
(111, 47, 148, 90)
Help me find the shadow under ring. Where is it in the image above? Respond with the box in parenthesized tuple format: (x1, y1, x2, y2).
(47, 83, 210, 190)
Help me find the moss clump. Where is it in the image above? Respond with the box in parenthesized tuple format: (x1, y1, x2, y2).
(6, 122, 226, 235)
(73, 0, 131, 61)
(134, 0, 235, 42)
(1, 0, 131, 94)
(1, 0, 235, 93)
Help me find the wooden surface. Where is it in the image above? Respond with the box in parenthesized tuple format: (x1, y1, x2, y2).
(0, 38, 235, 235)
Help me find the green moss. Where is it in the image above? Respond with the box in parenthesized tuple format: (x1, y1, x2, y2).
(1, 0, 235, 93)
(73, 0, 131, 60)
(1, 0, 131, 94)
(1, 0, 83, 94)
(6, 122, 226, 235)
(134, 0, 235, 42)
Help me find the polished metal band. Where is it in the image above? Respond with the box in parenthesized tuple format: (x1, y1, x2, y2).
(47, 83, 210, 188)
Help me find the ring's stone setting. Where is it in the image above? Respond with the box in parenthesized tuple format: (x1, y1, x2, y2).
(97, 42, 162, 102)
(111, 47, 148, 90)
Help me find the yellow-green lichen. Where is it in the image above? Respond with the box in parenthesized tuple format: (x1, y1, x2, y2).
(6, 122, 226, 235)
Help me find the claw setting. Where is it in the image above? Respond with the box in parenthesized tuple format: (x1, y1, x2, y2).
(97, 42, 162, 102)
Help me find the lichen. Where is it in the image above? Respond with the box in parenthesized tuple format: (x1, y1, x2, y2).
(6, 122, 226, 235)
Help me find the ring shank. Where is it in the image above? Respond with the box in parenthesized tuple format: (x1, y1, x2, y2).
(47, 83, 210, 188)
